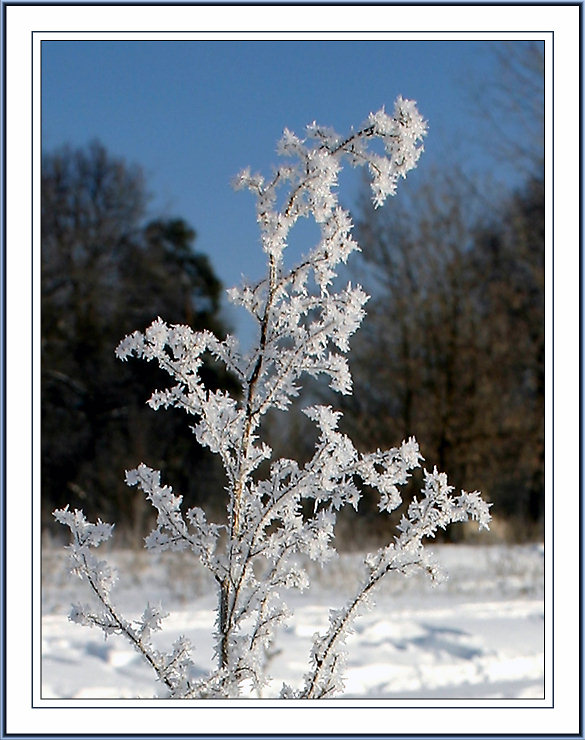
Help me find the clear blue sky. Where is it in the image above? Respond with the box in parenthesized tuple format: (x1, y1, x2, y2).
(41, 39, 535, 345)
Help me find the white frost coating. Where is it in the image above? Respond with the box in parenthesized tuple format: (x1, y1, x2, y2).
(55, 97, 491, 699)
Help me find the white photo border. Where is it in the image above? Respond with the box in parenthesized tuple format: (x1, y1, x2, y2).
(3, 2, 580, 737)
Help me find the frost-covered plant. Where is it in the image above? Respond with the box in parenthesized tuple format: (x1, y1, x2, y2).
(54, 97, 491, 699)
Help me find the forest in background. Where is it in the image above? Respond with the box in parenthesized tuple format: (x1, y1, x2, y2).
(41, 42, 544, 544)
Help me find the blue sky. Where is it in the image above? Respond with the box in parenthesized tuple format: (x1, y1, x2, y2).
(42, 39, 537, 344)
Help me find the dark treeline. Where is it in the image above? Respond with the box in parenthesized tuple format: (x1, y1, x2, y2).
(43, 43, 544, 544)
(268, 40, 545, 544)
(260, 165, 545, 546)
(42, 153, 544, 544)
(336, 41, 545, 542)
(334, 168, 544, 542)
(42, 141, 235, 538)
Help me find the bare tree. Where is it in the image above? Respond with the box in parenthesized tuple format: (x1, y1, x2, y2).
(468, 41, 544, 179)
(42, 142, 233, 533)
(345, 167, 544, 540)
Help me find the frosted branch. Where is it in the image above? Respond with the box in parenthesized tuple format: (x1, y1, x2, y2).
(56, 97, 492, 700)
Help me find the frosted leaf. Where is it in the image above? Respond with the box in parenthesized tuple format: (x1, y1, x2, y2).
(138, 603, 169, 640)
(455, 490, 492, 530)
(53, 506, 114, 548)
(400, 436, 423, 467)
(115, 330, 143, 360)
(303, 404, 342, 432)
(301, 509, 336, 562)
(276, 127, 305, 158)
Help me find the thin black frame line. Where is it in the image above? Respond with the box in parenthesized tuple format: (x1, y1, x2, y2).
(6, 1, 585, 7)
(33, 30, 556, 35)
(549, 25, 554, 712)
(0, 734, 577, 740)
(34, 32, 40, 713)
(547, 28, 551, 709)
(0, 735, 576, 740)
(575, 3, 583, 737)
(32, 20, 35, 715)
(33, 31, 550, 713)
(1, 0, 7, 737)
(32, 28, 552, 722)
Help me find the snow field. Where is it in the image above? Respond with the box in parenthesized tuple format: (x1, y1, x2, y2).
(41, 544, 544, 700)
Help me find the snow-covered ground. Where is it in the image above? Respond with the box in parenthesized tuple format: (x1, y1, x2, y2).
(41, 544, 544, 700)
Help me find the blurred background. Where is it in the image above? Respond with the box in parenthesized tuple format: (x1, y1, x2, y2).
(41, 39, 544, 544)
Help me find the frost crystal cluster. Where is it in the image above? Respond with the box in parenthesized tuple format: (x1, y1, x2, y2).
(54, 97, 491, 699)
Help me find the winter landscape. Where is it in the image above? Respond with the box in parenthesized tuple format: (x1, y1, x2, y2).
(38, 42, 548, 705)
(42, 543, 545, 700)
